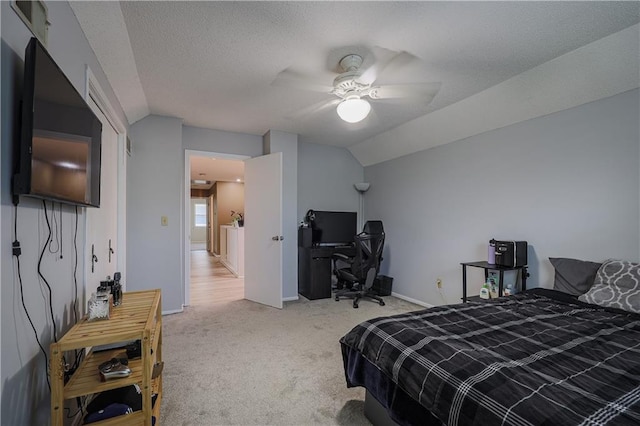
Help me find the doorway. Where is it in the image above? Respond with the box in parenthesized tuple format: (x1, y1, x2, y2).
(190, 197, 208, 251)
(184, 150, 249, 306)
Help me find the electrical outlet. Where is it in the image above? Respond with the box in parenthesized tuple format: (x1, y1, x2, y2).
(161, 216, 168, 226)
(436, 278, 442, 288)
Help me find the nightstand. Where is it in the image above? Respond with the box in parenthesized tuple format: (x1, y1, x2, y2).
(461, 261, 528, 302)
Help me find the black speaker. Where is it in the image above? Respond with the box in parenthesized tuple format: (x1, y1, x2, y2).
(298, 227, 312, 248)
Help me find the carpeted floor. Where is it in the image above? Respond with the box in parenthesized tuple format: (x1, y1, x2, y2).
(160, 295, 423, 425)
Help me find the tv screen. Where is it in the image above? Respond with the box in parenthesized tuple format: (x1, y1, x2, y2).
(311, 211, 357, 246)
(13, 38, 101, 207)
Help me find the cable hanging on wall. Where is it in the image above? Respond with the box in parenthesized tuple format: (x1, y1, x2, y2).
(39, 200, 59, 343)
(48, 201, 60, 255)
(13, 204, 51, 390)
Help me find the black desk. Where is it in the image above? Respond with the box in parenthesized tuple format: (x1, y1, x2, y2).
(461, 261, 528, 302)
(298, 245, 355, 300)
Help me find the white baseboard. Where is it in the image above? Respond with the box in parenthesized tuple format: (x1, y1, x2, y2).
(283, 295, 299, 302)
(220, 258, 240, 277)
(162, 308, 184, 315)
(391, 292, 433, 308)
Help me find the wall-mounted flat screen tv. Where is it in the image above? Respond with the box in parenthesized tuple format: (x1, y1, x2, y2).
(13, 37, 101, 207)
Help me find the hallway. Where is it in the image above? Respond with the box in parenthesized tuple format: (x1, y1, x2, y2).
(190, 250, 244, 305)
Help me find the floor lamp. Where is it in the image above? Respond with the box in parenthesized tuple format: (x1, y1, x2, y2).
(354, 182, 370, 231)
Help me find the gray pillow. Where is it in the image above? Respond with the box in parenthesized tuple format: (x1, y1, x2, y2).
(578, 259, 640, 314)
(549, 257, 601, 296)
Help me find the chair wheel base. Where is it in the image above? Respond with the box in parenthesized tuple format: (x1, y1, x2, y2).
(353, 302, 359, 308)
(379, 301, 385, 306)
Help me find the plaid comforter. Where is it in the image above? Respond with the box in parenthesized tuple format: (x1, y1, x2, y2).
(340, 291, 640, 425)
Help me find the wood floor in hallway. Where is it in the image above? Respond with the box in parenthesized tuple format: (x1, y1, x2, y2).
(190, 250, 244, 305)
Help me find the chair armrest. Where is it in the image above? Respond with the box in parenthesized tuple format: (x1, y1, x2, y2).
(332, 253, 354, 263)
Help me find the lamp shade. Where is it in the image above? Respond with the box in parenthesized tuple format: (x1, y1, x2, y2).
(354, 182, 370, 192)
(336, 97, 371, 123)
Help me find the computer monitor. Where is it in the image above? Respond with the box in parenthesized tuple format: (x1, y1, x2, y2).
(311, 211, 357, 247)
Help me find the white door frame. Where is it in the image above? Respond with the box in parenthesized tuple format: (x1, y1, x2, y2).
(183, 149, 249, 307)
(85, 66, 127, 293)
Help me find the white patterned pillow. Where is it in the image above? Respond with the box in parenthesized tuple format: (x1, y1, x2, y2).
(578, 259, 640, 314)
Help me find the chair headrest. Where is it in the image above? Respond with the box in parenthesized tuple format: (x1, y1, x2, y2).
(363, 221, 384, 235)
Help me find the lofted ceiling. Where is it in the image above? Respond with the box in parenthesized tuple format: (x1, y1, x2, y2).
(70, 2, 639, 162)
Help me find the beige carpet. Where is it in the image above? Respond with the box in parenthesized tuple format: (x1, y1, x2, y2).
(160, 295, 423, 425)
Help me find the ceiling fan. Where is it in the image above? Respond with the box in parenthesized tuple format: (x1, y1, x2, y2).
(273, 48, 441, 124)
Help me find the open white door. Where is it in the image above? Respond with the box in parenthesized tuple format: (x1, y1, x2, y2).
(244, 152, 283, 309)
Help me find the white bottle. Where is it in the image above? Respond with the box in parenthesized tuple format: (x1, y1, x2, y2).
(504, 284, 513, 297)
(489, 279, 498, 299)
(479, 283, 490, 300)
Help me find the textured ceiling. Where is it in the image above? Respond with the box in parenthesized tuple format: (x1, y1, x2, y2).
(72, 1, 639, 151)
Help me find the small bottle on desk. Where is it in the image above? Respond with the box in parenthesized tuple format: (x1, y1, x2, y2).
(504, 284, 514, 297)
(489, 279, 498, 299)
(479, 282, 490, 300)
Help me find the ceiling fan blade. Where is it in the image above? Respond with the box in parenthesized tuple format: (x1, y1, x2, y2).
(369, 82, 441, 102)
(272, 69, 334, 93)
(285, 98, 340, 120)
(358, 49, 420, 85)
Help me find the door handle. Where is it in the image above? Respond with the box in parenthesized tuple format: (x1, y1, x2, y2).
(272, 236, 284, 241)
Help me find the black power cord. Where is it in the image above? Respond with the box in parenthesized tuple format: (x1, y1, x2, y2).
(59, 203, 63, 259)
(64, 396, 85, 419)
(70, 205, 82, 373)
(13, 204, 51, 391)
(48, 201, 60, 255)
(39, 200, 59, 343)
(72, 205, 79, 325)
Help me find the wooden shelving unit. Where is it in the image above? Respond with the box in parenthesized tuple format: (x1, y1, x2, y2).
(50, 289, 162, 426)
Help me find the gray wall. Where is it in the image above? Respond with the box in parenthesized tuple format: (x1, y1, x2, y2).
(264, 130, 298, 299)
(365, 89, 640, 306)
(184, 127, 363, 300)
(136, 125, 363, 306)
(127, 115, 184, 312)
(128, 124, 263, 312)
(297, 141, 363, 223)
(183, 125, 263, 157)
(1, 2, 127, 424)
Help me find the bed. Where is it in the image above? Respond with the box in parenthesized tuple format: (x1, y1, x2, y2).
(340, 259, 640, 425)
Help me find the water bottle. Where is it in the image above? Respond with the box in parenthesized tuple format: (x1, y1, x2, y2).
(488, 239, 496, 264)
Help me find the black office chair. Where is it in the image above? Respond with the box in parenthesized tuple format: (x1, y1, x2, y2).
(333, 221, 386, 308)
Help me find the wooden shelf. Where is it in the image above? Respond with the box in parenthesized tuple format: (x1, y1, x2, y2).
(64, 349, 143, 399)
(51, 289, 162, 426)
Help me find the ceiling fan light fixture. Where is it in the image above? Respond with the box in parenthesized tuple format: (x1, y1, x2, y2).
(336, 97, 371, 123)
